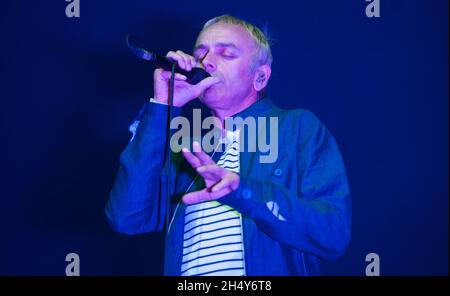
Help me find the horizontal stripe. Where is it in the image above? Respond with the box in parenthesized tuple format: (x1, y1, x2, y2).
(184, 217, 240, 235)
(181, 259, 244, 276)
(220, 160, 239, 166)
(217, 154, 240, 164)
(218, 154, 239, 163)
(184, 212, 239, 233)
(182, 258, 243, 274)
(221, 165, 239, 171)
(182, 235, 243, 255)
(220, 149, 239, 156)
(184, 203, 223, 219)
(183, 225, 241, 246)
(219, 151, 239, 157)
(182, 243, 244, 263)
(184, 208, 233, 226)
(182, 249, 242, 265)
(219, 152, 239, 157)
(183, 233, 241, 249)
(182, 242, 242, 258)
(183, 219, 241, 241)
(185, 201, 220, 215)
(221, 164, 239, 168)
(181, 251, 243, 271)
(197, 268, 245, 276)
(220, 155, 239, 159)
(218, 158, 239, 164)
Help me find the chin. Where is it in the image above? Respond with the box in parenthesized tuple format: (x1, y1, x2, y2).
(199, 88, 223, 106)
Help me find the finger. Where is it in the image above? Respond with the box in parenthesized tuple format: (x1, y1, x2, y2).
(176, 50, 193, 71)
(194, 58, 202, 68)
(193, 76, 220, 93)
(197, 164, 227, 180)
(182, 188, 220, 204)
(160, 71, 187, 81)
(211, 176, 232, 192)
(182, 148, 201, 168)
(190, 56, 196, 68)
(166, 51, 187, 70)
(187, 55, 196, 68)
(211, 172, 240, 192)
(177, 50, 197, 68)
(192, 141, 214, 165)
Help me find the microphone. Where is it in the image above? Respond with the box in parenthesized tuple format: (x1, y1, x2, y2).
(126, 35, 211, 85)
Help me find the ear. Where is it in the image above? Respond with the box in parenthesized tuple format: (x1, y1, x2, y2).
(253, 64, 272, 92)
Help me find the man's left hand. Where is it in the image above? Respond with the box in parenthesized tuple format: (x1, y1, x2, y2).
(181, 142, 240, 204)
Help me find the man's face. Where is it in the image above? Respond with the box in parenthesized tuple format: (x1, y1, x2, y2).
(194, 22, 257, 110)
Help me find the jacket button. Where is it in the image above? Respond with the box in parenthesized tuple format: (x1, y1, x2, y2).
(242, 189, 252, 199)
(274, 168, 283, 176)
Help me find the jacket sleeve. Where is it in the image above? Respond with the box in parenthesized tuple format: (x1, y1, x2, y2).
(105, 102, 182, 235)
(220, 111, 352, 259)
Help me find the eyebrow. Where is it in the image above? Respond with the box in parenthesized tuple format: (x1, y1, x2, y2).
(194, 42, 240, 53)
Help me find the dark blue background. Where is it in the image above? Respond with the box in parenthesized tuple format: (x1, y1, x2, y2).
(1, 0, 448, 275)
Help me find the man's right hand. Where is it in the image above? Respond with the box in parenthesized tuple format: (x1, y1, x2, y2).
(153, 50, 219, 107)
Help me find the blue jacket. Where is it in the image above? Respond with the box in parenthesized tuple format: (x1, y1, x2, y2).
(105, 99, 351, 275)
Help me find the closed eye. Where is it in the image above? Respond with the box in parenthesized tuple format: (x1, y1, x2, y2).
(221, 52, 237, 59)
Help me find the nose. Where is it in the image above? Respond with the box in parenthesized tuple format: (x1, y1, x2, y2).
(201, 52, 217, 73)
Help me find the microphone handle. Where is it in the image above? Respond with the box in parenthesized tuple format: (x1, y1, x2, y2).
(152, 54, 211, 85)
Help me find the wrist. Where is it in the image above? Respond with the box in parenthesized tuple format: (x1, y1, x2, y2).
(152, 95, 168, 104)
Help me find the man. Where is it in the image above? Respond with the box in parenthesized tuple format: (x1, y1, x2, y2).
(105, 15, 351, 276)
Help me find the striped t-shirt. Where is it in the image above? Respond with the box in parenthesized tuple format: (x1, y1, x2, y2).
(181, 130, 245, 276)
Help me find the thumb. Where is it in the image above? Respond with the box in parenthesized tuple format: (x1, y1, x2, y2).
(193, 76, 220, 94)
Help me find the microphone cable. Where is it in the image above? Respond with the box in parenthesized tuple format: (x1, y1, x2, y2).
(163, 63, 176, 240)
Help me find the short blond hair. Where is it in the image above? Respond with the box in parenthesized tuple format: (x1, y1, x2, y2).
(201, 15, 273, 70)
